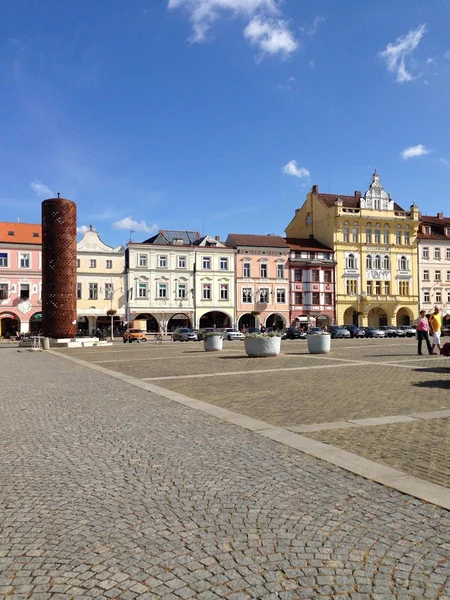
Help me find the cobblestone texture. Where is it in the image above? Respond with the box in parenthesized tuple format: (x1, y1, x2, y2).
(1, 348, 450, 599)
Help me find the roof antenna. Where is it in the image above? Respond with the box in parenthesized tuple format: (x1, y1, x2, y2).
(129, 229, 135, 242)
(57, 192, 60, 198)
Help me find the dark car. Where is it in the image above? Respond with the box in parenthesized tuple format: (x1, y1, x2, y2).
(329, 326, 351, 339)
(344, 325, 365, 338)
(282, 327, 307, 340)
(365, 327, 385, 338)
(441, 325, 450, 337)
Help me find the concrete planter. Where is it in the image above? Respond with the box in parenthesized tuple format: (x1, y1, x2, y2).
(204, 335, 223, 352)
(307, 333, 331, 354)
(244, 336, 281, 358)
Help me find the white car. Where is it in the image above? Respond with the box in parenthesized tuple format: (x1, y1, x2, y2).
(221, 328, 244, 341)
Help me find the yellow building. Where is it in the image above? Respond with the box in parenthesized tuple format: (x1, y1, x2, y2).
(285, 172, 420, 327)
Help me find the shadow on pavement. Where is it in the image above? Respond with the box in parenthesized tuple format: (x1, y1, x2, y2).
(413, 379, 450, 389)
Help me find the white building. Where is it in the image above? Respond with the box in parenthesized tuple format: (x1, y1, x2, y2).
(126, 230, 236, 332)
(417, 213, 450, 323)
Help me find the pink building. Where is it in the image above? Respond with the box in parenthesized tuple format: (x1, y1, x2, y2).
(225, 234, 290, 330)
(0, 222, 43, 337)
(286, 238, 335, 328)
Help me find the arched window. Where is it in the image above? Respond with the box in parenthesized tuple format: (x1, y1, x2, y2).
(400, 255, 408, 270)
(366, 255, 372, 269)
(374, 255, 381, 269)
(346, 253, 356, 269)
(382, 255, 390, 269)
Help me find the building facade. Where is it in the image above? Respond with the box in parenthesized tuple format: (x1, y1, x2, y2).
(225, 234, 290, 330)
(285, 238, 335, 328)
(126, 230, 235, 332)
(285, 172, 420, 326)
(76, 227, 126, 334)
(0, 222, 43, 336)
(417, 213, 450, 324)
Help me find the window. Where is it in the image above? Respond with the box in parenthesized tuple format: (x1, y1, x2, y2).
(396, 231, 402, 245)
(448, 291, 450, 303)
(178, 256, 186, 268)
(311, 292, 320, 305)
(0, 253, 8, 267)
(447, 271, 450, 282)
(89, 283, 98, 300)
(399, 256, 408, 271)
(260, 263, 268, 278)
(422, 247, 429, 259)
(76, 259, 80, 268)
(243, 262, 251, 277)
(159, 256, 167, 268)
(382, 255, 390, 269)
(434, 247, 441, 260)
(324, 292, 332, 305)
(138, 283, 147, 298)
(384, 282, 390, 295)
(374, 255, 381, 269)
(294, 291, 303, 304)
(366, 229, 372, 244)
(436, 290, 442, 303)
(423, 290, 430, 303)
(311, 270, 320, 283)
(276, 288, 286, 303)
(90, 259, 96, 268)
(106, 260, 113, 269)
(76, 283, 82, 300)
(19, 253, 30, 268)
(242, 288, 252, 303)
(346, 254, 356, 269)
(375, 281, 381, 295)
(374, 229, 381, 244)
(259, 288, 269, 303)
(447, 248, 450, 260)
(105, 283, 114, 300)
(367, 281, 373, 295)
(366, 255, 372, 269)
(383, 229, 389, 244)
(324, 270, 332, 283)
(0, 283, 8, 299)
(220, 257, 228, 270)
(202, 256, 211, 270)
(19, 284, 30, 299)
(220, 284, 228, 300)
(343, 227, 349, 242)
(177, 283, 186, 299)
(352, 228, 358, 242)
(399, 281, 409, 296)
(423, 270, 429, 281)
(294, 269, 302, 282)
(435, 270, 441, 281)
(202, 283, 211, 300)
(158, 283, 167, 298)
(138, 255, 147, 267)
(404, 231, 410, 245)
(277, 263, 284, 278)
(346, 279, 358, 295)
(424, 226, 431, 235)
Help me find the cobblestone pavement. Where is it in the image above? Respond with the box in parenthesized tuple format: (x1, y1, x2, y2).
(1, 348, 450, 599)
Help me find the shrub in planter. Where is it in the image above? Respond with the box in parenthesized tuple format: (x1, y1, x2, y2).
(203, 332, 223, 352)
(244, 332, 281, 357)
(307, 333, 331, 354)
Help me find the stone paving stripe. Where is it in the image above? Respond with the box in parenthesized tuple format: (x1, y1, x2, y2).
(409, 408, 450, 420)
(47, 348, 450, 511)
(346, 415, 419, 426)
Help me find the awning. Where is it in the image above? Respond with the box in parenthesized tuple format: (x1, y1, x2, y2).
(295, 316, 308, 322)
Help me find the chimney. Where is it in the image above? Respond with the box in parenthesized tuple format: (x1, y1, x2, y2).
(437, 212, 444, 219)
(312, 184, 318, 193)
(354, 190, 361, 198)
(215, 235, 221, 242)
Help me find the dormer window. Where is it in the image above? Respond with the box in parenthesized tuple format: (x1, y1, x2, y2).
(445, 227, 450, 237)
(8, 231, 14, 236)
(33, 232, 39, 237)
(423, 226, 431, 235)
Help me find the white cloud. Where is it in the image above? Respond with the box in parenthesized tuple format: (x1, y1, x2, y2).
(301, 15, 325, 37)
(400, 144, 432, 160)
(76, 225, 90, 234)
(439, 158, 450, 167)
(30, 180, 55, 198)
(168, 0, 298, 56)
(379, 24, 426, 83)
(112, 217, 158, 233)
(282, 160, 310, 178)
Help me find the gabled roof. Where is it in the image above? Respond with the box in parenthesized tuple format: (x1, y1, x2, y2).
(225, 233, 289, 249)
(0, 222, 42, 244)
(314, 192, 405, 212)
(193, 235, 225, 247)
(143, 230, 201, 245)
(420, 214, 450, 225)
(418, 214, 450, 240)
(284, 237, 334, 252)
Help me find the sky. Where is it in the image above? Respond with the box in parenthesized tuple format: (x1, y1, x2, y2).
(2, 0, 450, 247)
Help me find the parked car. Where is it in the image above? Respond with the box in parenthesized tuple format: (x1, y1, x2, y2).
(329, 326, 351, 339)
(391, 326, 406, 337)
(197, 327, 216, 341)
(172, 328, 198, 342)
(282, 327, 307, 340)
(378, 326, 399, 338)
(344, 325, 365, 338)
(307, 327, 327, 335)
(220, 328, 244, 341)
(364, 327, 386, 338)
(123, 329, 147, 343)
(399, 325, 416, 337)
(247, 327, 260, 334)
(441, 325, 450, 337)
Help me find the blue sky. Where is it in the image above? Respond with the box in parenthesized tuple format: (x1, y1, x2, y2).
(2, 0, 449, 246)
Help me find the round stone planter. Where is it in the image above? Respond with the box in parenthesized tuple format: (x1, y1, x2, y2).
(203, 335, 223, 352)
(244, 336, 281, 358)
(307, 333, 331, 354)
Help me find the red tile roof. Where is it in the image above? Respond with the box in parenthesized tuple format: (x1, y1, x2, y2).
(420, 215, 450, 225)
(225, 233, 289, 249)
(418, 214, 450, 240)
(0, 222, 42, 244)
(284, 237, 333, 252)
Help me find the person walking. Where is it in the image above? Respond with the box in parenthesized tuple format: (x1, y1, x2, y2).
(429, 306, 442, 355)
(415, 310, 434, 355)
